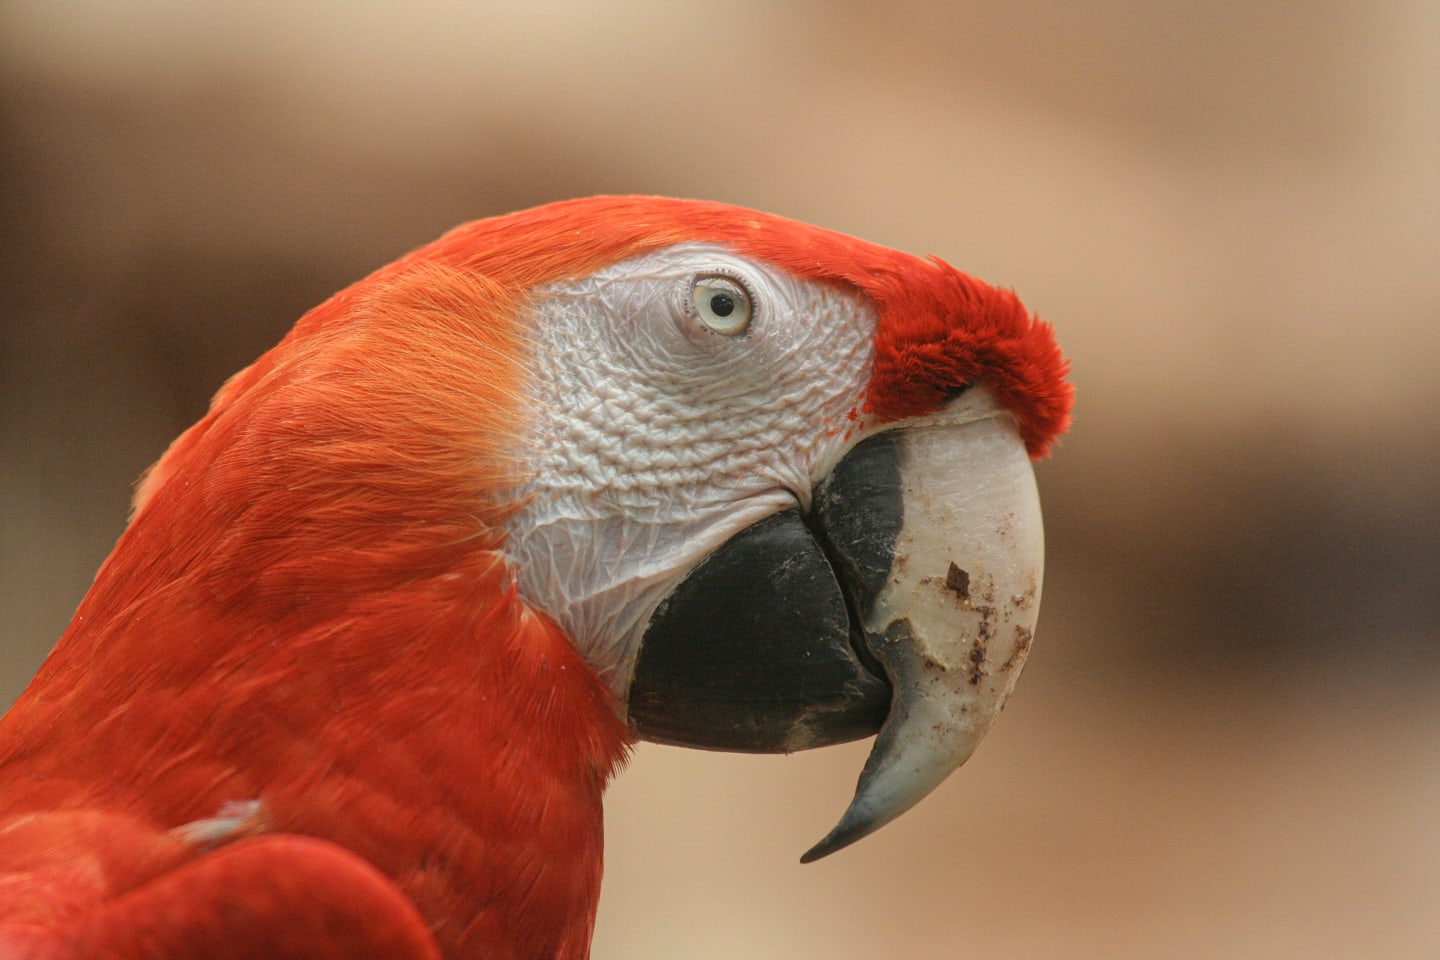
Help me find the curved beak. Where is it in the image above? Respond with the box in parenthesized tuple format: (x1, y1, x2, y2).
(801, 405, 1043, 861)
(627, 389, 1045, 862)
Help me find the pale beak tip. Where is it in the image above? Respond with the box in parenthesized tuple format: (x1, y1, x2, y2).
(799, 793, 893, 863)
(799, 822, 862, 864)
(798, 841, 836, 865)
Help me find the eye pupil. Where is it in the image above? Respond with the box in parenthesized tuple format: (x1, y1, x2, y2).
(690, 276, 752, 336)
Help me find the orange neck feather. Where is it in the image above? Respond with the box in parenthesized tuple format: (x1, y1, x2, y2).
(0, 259, 632, 959)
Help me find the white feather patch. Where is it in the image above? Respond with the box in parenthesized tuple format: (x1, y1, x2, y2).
(169, 798, 266, 849)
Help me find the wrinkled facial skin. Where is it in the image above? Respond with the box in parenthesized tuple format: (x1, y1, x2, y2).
(506, 243, 876, 696)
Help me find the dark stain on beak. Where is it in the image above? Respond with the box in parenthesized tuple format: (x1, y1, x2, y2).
(944, 563, 970, 600)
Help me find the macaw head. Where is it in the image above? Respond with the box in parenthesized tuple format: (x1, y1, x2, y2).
(124, 195, 1071, 863)
(400, 196, 1071, 860)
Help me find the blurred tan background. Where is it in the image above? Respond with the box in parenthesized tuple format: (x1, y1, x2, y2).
(1, 2, 1437, 957)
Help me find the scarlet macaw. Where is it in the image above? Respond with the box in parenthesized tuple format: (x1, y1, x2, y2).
(0, 197, 1072, 959)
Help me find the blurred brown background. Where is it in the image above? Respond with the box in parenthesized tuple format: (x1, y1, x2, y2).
(1, 2, 1437, 957)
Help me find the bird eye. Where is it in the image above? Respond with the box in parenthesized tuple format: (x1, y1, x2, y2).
(690, 275, 752, 337)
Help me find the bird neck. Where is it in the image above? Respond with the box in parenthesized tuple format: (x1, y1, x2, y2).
(1, 475, 633, 960)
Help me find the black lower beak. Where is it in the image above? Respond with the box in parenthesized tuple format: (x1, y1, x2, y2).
(627, 434, 903, 753)
(627, 395, 1047, 861)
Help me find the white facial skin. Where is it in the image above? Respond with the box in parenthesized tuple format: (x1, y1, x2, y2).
(505, 244, 877, 698)
(504, 243, 1048, 857)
